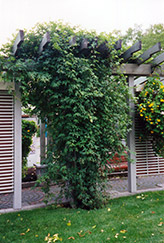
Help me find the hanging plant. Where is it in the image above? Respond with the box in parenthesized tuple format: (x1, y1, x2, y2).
(137, 75, 164, 156)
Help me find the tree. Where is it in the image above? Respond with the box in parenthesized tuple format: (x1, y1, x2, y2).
(0, 21, 131, 209)
(121, 24, 164, 53)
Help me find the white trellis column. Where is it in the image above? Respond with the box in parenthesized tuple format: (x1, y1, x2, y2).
(127, 75, 137, 193)
(13, 83, 22, 209)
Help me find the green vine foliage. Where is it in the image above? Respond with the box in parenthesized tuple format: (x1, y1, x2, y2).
(22, 120, 37, 168)
(137, 75, 164, 156)
(0, 22, 131, 209)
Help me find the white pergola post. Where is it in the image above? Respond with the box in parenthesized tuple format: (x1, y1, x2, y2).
(127, 75, 137, 193)
(13, 83, 22, 209)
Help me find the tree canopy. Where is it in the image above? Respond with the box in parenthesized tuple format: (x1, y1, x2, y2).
(121, 24, 164, 54)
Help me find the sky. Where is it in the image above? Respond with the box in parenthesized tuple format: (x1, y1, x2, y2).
(0, 0, 164, 47)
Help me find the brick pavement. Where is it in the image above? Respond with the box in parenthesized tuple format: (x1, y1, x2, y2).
(0, 175, 164, 210)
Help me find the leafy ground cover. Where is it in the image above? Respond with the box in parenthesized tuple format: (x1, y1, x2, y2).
(0, 191, 164, 243)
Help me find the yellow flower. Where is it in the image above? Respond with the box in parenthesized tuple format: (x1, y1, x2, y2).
(151, 131, 154, 134)
(160, 99, 164, 102)
(150, 122, 153, 124)
(27, 130, 30, 132)
(145, 91, 148, 96)
(157, 119, 161, 122)
(149, 103, 154, 107)
(140, 114, 143, 117)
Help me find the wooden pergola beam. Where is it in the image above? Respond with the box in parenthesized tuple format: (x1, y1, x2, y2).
(39, 32, 50, 54)
(121, 41, 142, 62)
(152, 52, 164, 67)
(112, 63, 164, 77)
(80, 38, 88, 51)
(136, 42, 161, 65)
(113, 63, 151, 76)
(114, 39, 122, 50)
(69, 36, 76, 46)
(13, 30, 24, 55)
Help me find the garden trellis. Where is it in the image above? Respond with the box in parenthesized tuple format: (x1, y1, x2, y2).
(1, 29, 164, 210)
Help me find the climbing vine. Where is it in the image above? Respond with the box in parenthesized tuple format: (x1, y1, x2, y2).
(0, 21, 131, 209)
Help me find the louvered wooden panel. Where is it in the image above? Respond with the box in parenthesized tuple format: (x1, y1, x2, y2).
(0, 91, 14, 193)
(135, 114, 164, 176)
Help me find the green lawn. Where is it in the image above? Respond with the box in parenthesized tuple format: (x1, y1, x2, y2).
(0, 191, 164, 243)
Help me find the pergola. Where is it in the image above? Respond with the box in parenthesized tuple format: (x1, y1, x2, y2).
(112, 41, 164, 192)
(1, 30, 164, 209)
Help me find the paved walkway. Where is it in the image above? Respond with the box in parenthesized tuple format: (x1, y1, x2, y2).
(0, 175, 164, 212)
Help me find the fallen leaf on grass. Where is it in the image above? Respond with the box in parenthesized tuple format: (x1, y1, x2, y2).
(77, 230, 92, 237)
(136, 194, 145, 200)
(152, 211, 155, 214)
(45, 233, 62, 242)
(120, 230, 127, 234)
(158, 222, 164, 227)
(68, 236, 75, 240)
(107, 208, 111, 212)
(67, 220, 71, 226)
(92, 225, 96, 229)
(115, 233, 119, 238)
(77, 230, 85, 237)
(26, 228, 30, 233)
(20, 233, 25, 236)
